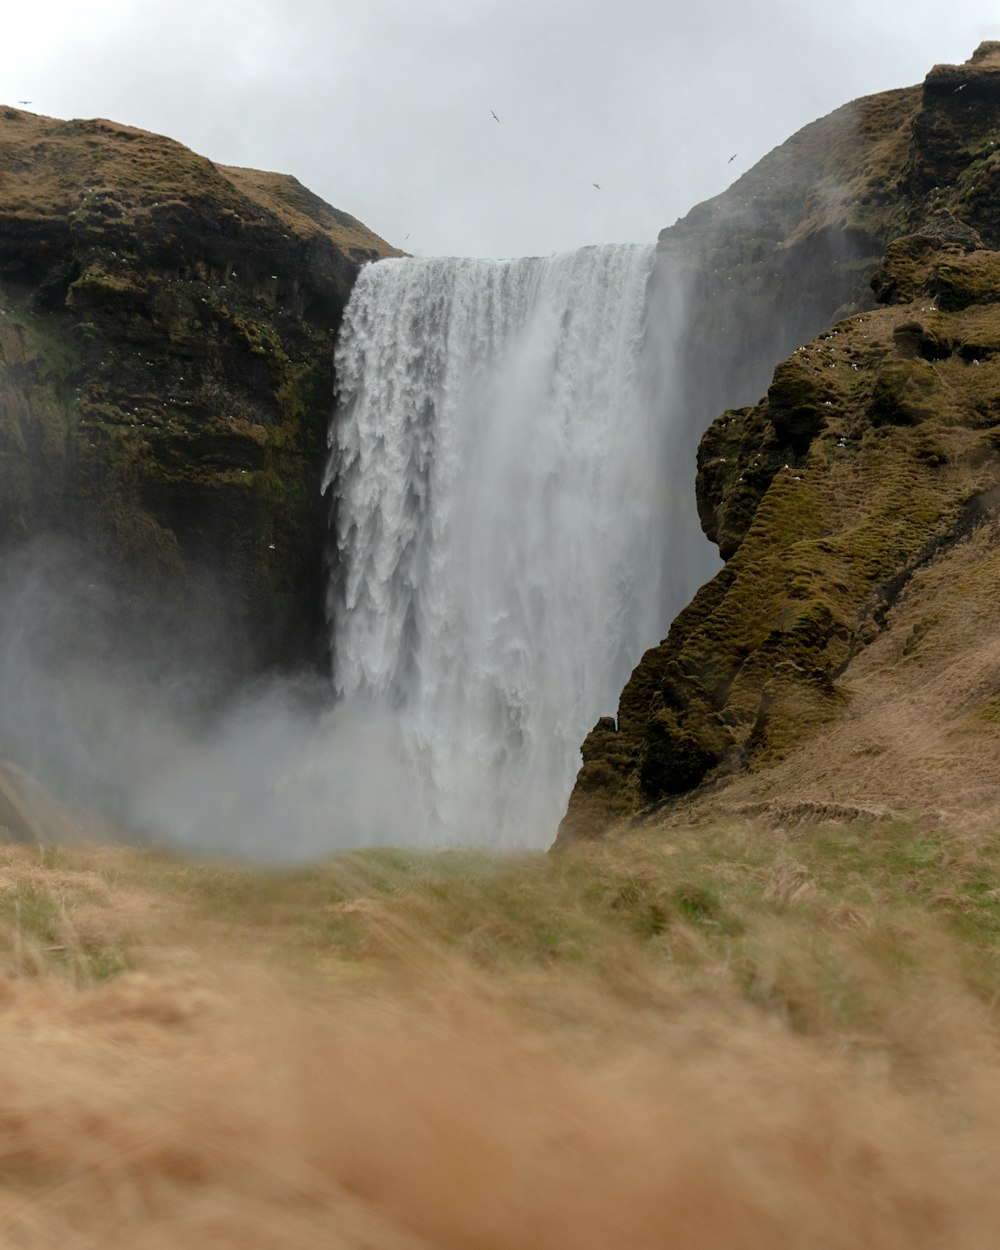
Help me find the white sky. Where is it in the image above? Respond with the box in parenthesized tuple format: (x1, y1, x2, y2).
(3, 2, 999, 258)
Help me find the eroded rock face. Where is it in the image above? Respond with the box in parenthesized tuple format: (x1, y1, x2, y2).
(0, 109, 400, 677)
(558, 44, 1000, 844)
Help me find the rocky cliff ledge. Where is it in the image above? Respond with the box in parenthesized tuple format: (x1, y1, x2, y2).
(559, 43, 1000, 842)
(0, 109, 399, 675)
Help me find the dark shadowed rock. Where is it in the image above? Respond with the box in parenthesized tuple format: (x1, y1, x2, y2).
(0, 109, 400, 680)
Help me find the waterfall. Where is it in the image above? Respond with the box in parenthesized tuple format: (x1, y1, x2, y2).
(325, 244, 705, 848)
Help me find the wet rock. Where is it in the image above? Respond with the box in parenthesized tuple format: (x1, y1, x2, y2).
(0, 111, 400, 678)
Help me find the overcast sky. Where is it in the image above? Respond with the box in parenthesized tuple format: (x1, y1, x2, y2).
(3, 2, 999, 258)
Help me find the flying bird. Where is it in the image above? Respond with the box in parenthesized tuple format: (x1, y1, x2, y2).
(592, 182, 601, 190)
(17, 100, 31, 105)
(728, 153, 738, 163)
(955, 83, 967, 92)
(491, 110, 500, 123)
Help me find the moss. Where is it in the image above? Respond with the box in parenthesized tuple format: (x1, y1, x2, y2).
(867, 359, 938, 426)
(0, 307, 83, 540)
(215, 303, 289, 362)
(891, 319, 953, 361)
(766, 357, 831, 451)
(975, 695, 1000, 723)
(871, 234, 950, 305)
(563, 224, 1000, 839)
(913, 432, 949, 466)
(932, 252, 1000, 311)
(638, 709, 722, 801)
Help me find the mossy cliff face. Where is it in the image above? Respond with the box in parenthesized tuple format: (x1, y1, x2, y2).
(0, 108, 399, 674)
(558, 43, 1000, 843)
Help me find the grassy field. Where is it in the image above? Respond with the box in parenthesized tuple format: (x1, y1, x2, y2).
(1, 816, 999, 1247)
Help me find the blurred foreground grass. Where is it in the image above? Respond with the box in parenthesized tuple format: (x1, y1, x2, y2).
(2, 817, 1000, 1248)
(3, 814, 999, 1041)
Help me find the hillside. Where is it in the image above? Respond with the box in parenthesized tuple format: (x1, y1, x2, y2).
(559, 42, 1000, 842)
(0, 107, 400, 679)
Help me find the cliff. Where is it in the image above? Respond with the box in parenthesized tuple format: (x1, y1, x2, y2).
(559, 43, 1000, 842)
(0, 107, 400, 677)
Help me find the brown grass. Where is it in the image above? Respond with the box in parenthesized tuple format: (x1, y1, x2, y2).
(0, 828, 996, 1247)
(0, 107, 399, 258)
(0, 955, 999, 1248)
(684, 510, 1000, 828)
(217, 165, 403, 257)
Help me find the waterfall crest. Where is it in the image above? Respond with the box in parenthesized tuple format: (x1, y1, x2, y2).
(327, 244, 694, 847)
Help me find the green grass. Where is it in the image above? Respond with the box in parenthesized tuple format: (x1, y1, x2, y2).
(67, 817, 991, 1032)
(5, 815, 1000, 1042)
(0, 877, 132, 982)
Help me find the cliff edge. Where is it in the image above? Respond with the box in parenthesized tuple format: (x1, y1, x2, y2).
(0, 108, 399, 676)
(559, 43, 1000, 842)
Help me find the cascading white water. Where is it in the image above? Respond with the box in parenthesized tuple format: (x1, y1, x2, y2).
(326, 243, 696, 848)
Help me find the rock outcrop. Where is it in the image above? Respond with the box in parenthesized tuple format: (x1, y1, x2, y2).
(559, 43, 1000, 842)
(0, 108, 399, 676)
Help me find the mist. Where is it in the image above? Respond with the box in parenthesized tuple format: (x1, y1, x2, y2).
(0, 540, 428, 859)
(0, 240, 714, 861)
